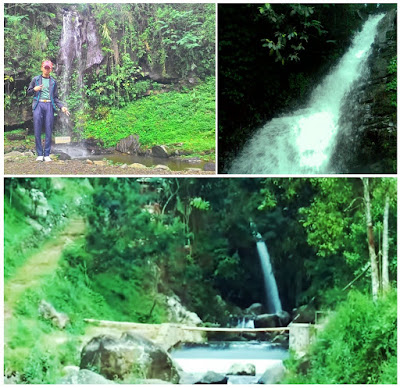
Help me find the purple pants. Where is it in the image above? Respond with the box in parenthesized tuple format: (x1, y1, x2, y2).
(33, 102, 54, 157)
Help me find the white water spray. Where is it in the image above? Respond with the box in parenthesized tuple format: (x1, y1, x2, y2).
(229, 13, 385, 174)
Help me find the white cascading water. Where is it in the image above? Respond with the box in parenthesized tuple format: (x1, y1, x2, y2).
(57, 10, 84, 135)
(256, 240, 282, 314)
(229, 13, 385, 174)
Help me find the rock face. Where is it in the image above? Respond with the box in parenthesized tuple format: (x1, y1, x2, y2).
(332, 9, 397, 173)
(116, 135, 141, 154)
(227, 363, 256, 376)
(38, 300, 70, 329)
(80, 332, 180, 383)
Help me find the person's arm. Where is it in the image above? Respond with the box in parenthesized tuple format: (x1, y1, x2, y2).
(27, 76, 38, 96)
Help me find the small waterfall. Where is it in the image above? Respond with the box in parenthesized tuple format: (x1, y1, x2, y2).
(256, 240, 282, 314)
(236, 317, 255, 329)
(229, 13, 385, 174)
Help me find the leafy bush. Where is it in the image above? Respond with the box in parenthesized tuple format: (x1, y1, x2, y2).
(284, 291, 397, 384)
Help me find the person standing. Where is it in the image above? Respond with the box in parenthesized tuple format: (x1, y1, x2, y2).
(27, 60, 70, 162)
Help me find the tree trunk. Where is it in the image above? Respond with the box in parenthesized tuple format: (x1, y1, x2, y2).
(382, 194, 390, 293)
(362, 178, 380, 301)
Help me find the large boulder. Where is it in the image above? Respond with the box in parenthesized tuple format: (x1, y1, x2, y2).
(152, 145, 170, 158)
(227, 363, 256, 376)
(276, 310, 291, 326)
(254, 313, 279, 328)
(194, 371, 228, 384)
(292, 304, 316, 324)
(80, 332, 180, 383)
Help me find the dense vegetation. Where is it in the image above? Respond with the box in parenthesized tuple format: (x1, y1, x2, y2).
(218, 4, 397, 171)
(4, 4, 215, 155)
(4, 178, 397, 383)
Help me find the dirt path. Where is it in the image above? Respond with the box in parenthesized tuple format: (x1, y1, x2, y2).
(4, 218, 86, 321)
(4, 155, 215, 175)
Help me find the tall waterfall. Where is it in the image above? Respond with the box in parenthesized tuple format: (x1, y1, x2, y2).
(255, 237, 282, 314)
(56, 9, 103, 135)
(229, 13, 385, 174)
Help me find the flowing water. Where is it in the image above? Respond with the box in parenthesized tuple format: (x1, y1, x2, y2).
(171, 341, 288, 384)
(229, 14, 385, 174)
(257, 240, 282, 314)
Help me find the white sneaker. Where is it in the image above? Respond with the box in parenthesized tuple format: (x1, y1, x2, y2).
(44, 156, 52, 162)
(36, 156, 44, 162)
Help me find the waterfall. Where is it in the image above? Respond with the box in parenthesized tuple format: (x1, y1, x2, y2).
(56, 9, 103, 135)
(256, 240, 282, 314)
(229, 13, 386, 174)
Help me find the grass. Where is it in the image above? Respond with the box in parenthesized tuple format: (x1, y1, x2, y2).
(83, 77, 215, 156)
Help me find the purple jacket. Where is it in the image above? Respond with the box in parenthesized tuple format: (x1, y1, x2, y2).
(27, 75, 65, 111)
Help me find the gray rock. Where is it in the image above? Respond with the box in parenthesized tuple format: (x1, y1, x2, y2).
(116, 134, 140, 154)
(152, 145, 170, 158)
(227, 363, 256, 376)
(80, 332, 180, 383)
(258, 362, 286, 384)
(59, 368, 116, 384)
(276, 310, 291, 326)
(195, 371, 228, 384)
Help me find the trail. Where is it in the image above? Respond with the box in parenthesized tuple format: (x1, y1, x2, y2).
(4, 218, 85, 321)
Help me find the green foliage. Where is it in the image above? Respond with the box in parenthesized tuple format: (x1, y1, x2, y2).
(83, 77, 215, 154)
(386, 57, 397, 107)
(284, 291, 397, 384)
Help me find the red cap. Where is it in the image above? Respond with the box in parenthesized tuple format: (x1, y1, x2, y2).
(42, 60, 53, 69)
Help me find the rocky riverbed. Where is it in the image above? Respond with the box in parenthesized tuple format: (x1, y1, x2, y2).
(4, 152, 215, 175)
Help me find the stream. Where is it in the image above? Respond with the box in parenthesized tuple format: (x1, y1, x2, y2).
(52, 144, 207, 171)
(171, 341, 288, 384)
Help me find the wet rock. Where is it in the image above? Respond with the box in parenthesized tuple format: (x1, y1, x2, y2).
(59, 368, 115, 384)
(254, 313, 279, 328)
(80, 332, 180, 383)
(227, 363, 256, 376)
(38, 300, 70, 329)
(276, 310, 291, 326)
(244, 303, 265, 316)
(258, 362, 286, 384)
(203, 162, 216, 171)
(152, 145, 170, 158)
(292, 304, 316, 324)
(116, 134, 141, 154)
(194, 371, 228, 384)
(154, 164, 171, 171)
